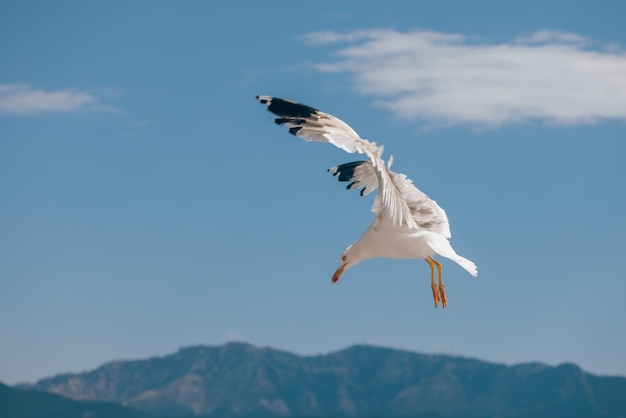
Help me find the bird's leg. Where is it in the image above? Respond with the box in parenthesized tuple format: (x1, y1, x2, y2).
(432, 258, 447, 308)
(425, 257, 440, 308)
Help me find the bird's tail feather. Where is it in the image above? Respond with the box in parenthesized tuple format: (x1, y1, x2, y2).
(454, 255, 478, 277)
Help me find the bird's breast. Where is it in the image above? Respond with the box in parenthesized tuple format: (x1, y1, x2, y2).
(362, 222, 438, 260)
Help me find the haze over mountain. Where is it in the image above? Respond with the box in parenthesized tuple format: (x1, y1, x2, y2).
(0, 381, 156, 418)
(20, 343, 626, 418)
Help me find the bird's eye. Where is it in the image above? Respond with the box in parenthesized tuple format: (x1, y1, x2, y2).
(341, 255, 347, 262)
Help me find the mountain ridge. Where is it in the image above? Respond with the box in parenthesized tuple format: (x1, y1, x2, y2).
(0, 381, 158, 418)
(18, 342, 626, 418)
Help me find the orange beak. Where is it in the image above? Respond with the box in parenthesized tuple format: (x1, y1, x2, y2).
(332, 264, 346, 283)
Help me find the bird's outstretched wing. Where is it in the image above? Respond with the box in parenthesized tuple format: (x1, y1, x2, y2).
(257, 95, 416, 228)
(329, 160, 451, 238)
(257, 96, 447, 233)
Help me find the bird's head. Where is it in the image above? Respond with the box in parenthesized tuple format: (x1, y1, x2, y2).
(332, 244, 362, 283)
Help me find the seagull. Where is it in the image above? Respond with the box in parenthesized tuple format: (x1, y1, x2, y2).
(256, 96, 477, 308)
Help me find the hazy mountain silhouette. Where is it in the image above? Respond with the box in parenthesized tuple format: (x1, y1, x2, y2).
(0, 380, 157, 418)
(19, 343, 626, 418)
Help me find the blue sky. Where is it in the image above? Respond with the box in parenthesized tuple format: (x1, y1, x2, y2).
(1, 0, 625, 385)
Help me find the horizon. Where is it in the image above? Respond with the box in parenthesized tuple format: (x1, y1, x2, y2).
(11, 340, 625, 386)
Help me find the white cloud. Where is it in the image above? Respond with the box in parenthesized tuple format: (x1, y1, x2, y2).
(514, 30, 590, 46)
(303, 29, 626, 126)
(0, 84, 100, 116)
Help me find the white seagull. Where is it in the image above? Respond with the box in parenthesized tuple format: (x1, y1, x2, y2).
(256, 96, 477, 308)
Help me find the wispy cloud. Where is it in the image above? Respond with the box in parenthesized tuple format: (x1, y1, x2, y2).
(514, 29, 590, 46)
(303, 29, 626, 126)
(0, 84, 103, 116)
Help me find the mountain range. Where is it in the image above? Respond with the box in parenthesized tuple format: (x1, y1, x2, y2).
(0, 380, 158, 418)
(11, 342, 626, 418)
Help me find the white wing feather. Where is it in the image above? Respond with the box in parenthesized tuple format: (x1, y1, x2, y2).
(257, 96, 448, 232)
(329, 160, 450, 237)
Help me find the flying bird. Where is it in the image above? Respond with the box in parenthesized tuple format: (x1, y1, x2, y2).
(256, 96, 477, 308)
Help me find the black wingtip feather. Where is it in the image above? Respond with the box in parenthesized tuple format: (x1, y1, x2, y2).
(333, 161, 368, 182)
(338, 172, 353, 181)
(289, 126, 302, 135)
(266, 98, 319, 118)
(274, 118, 288, 125)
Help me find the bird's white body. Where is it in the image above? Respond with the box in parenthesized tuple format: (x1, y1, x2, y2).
(256, 95, 477, 307)
(348, 217, 477, 277)
(355, 218, 437, 260)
